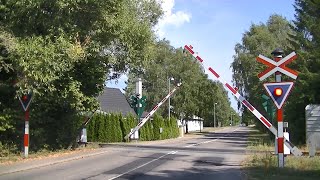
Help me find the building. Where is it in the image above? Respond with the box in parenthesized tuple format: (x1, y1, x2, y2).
(97, 87, 136, 116)
(177, 115, 204, 133)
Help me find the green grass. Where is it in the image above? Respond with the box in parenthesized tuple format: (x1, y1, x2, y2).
(247, 129, 274, 152)
(243, 128, 320, 180)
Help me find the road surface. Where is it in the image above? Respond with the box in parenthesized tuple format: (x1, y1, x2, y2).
(0, 126, 250, 180)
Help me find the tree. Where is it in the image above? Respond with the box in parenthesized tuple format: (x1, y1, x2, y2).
(285, 0, 320, 144)
(231, 14, 295, 131)
(125, 40, 234, 126)
(0, 0, 163, 150)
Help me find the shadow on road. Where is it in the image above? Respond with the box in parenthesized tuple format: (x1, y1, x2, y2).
(82, 153, 245, 180)
(100, 130, 249, 155)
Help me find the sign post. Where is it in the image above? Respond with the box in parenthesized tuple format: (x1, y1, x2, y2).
(18, 92, 33, 158)
(184, 45, 302, 157)
(257, 48, 298, 168)
(125, 83, 182, 140)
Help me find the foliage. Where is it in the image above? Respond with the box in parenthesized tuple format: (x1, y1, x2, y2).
(244, 129, 320, 180)
(87, 113, 179, 142)
(231, 15, 295, 132)
(286, 0, 320, 144)
(0, 0, 162, 151)
(125, 40, 237, 127)
(232, 4, 320, 144)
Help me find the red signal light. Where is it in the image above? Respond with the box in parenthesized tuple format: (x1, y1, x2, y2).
(274, 88, 283, 97)
(22, 95, 28, 101)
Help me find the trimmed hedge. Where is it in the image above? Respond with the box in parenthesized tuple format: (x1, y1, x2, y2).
(87, 113, 179, 142)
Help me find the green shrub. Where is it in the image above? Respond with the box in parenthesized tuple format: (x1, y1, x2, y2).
(142, 121, 154, 141)
(114, 114, 122, 142)
(120, 114, 137, 141)
(87, 112, 179, 143)
(98, 114, 107, 142)
(87, 114, 96, 141)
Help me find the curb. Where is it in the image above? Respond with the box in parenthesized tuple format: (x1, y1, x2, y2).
(0, 149, 109, 176)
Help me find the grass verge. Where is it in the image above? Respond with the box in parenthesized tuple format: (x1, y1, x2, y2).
(243, 128, 320, 180)
(0, 143, 100, 165)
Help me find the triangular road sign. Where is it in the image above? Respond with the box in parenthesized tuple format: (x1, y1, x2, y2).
(19, 92, 33, 111)
(263, 82, 294, 109)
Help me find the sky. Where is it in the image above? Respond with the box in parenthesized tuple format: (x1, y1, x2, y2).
(107, 0, 296, 112)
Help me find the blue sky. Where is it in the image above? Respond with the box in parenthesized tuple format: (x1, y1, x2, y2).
(107, 0, 296, 112)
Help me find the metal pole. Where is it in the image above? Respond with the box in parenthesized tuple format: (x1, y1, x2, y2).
(24, 109, 29, 158)
(168, 77, 174, 120)
(168, 78, 170, 120)
(136, 78, 143, 120)
(214, 103, 216, 127)
(272, 49, 284, 168)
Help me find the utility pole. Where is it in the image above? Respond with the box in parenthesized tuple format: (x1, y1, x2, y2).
(214, 102, 217, 127)
(168, 77, 174, 120)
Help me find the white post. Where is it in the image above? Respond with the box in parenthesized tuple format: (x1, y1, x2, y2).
(168, 78, 170, 120)
(136, 78, 142, 98)
(135, 78, 143, 139)
(168, 77, 174, 120)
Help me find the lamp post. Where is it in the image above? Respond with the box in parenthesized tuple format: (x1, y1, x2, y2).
(168, 77, 174, 120)
(214, 102, 217, 127)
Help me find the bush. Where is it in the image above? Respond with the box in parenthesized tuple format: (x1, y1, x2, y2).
(152, 114, 162, 140)
(87, 113, 179, 143)
(119, 113, 137, 141)
(140, 121, 153, 141)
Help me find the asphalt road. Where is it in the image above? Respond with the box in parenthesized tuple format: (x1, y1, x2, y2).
(0, 126, 250, 180)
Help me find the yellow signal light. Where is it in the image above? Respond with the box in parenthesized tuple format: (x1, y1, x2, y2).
(274, 88, 283, 97)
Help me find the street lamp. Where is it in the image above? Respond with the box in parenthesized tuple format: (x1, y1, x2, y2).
(214, 102, 217, 127)
(168, 77, 174, 120)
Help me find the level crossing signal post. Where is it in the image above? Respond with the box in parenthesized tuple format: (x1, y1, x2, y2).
(257, 48, 298, 168)
(183, 44, 302, 159)
(130, 94, 147, 119)
(125, 83, 182, 140)
(18, 91, 33, 158)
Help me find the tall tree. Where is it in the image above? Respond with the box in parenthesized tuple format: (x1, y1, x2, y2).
(126, 40, 235, 126)
(286, 0, 320, 144)
(231, 15, 295, 131)
(0, 0, 162, 150)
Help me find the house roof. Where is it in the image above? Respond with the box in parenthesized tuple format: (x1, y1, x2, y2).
(97, 87, 136, 116)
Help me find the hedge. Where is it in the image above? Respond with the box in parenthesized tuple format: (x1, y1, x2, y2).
(87, 113, 180, 142)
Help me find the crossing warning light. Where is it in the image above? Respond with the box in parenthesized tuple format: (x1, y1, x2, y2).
(19, 92, 33, 111)
(263, 82, 294, 109)
(274, 88, 283, 97)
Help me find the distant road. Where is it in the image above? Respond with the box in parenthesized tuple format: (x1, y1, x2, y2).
(0, 126, 250, 180)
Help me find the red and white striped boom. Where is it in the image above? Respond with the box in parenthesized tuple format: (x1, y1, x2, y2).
(124, 83, 182, 140)
(184, 45, 302, 156)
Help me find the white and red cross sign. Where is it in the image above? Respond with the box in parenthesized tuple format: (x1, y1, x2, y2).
(257, 52, 298, 81)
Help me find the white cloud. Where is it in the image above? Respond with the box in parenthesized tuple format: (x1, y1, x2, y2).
(155, 0, 191, 38)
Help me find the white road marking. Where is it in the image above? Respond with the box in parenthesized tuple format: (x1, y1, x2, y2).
(109, 127, 241, 179)
(108, 151, 176, 180)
